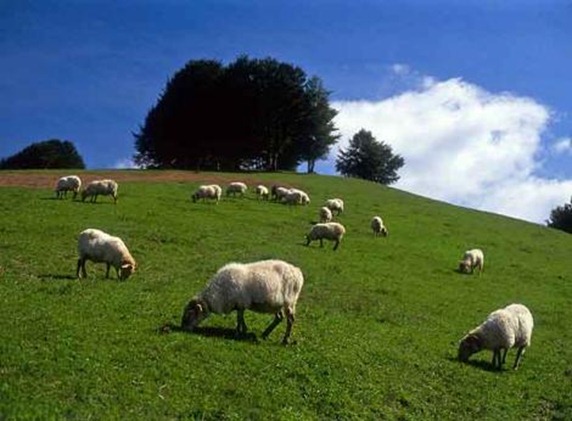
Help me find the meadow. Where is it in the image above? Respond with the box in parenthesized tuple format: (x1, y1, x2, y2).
(0, 170, 571, 420)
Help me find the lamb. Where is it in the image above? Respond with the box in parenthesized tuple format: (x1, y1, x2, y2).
(255, 185, 269, 200)
(192, 184, 222, 203)
(458, 303, 534, 370)
(319, 206, 333, 223)
(305, 222, 346, 251)
(181, 259, 304, 344)
(54, 175, 82, 199)
(371, 216, 388, 237)
(81, 179, 118, 204)
(282, 188, 310, 205)
(76, 228, 136, 280)
(325, 198, 344, 215)
(458, 249, 484, 274)
(226, 182, 248, 197)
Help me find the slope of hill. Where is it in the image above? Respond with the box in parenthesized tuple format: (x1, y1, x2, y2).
(0, 170, 570, 419)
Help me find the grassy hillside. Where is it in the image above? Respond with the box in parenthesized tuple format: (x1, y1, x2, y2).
(1, 170, 571, 420)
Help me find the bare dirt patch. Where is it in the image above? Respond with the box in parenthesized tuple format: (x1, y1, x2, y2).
(0, 170, 277, 189)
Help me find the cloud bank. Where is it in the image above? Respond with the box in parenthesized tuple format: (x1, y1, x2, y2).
(330, 71, 572, 223)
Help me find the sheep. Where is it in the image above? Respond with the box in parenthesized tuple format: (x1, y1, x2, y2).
(273, 186, 290, 202)
(458, 303, 534, 370)
(181, 259, 304, 344)
(255, 185, 269, 200)
(282, 188, 311, 206)
(54, 175, 82, 199)
(305, 222, 346, 251)
(226, 182, 248, 197)
(76, 228, 136, 280)
(371, 216, 388, 237)
(192, 184, 222, 203)
(81, 179, 118, 204)
(458, 249, 484, 274)
(319, 206, 333, 223)
(325, 198, 344, 215)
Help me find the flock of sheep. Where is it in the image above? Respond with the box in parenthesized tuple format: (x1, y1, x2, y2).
(54, 174, 534, 369)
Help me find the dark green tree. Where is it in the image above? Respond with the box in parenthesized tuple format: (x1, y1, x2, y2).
(335, 129, 404, 185)
(0, 139, 85, 169)
(547, 197, 572, 234)
(134, 56, 338, 171)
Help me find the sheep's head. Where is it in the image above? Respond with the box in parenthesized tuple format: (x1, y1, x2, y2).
(458, 334, 482, 362)
(191, 193, 198, 203)
(181, 298, 208, 331)
(119, 263, 136, 280)
(458, 260, 471, 274)
(381, 227, 388, 237)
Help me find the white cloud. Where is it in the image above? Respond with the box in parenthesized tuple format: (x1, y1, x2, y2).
(552, 137, 572, 154)
(330, 74, 572, 224)
(113, 158, 138, 169)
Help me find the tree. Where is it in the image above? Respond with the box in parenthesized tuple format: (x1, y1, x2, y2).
(134, 56, 338, 171)
(547, 197, 572, 234)
(0, 139, 85, 169)
(335, 129, 404, 185)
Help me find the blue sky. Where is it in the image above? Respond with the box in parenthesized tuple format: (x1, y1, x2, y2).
(1, 0, 571, 223)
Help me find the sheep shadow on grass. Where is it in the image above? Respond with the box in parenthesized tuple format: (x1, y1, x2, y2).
(158, 323, 259, 343)
(448, 356, 503, 373)
(38, 274, 77, 281)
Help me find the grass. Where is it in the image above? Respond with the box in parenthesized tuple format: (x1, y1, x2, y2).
(0, 170, 571, 420)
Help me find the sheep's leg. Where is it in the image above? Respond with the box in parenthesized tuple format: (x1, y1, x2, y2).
(492, 350, 501, 369)
(236, 309, 248, 335)
(105, 263, 111, 279)
(262, 311, 284, 340)
(501, 348, 508, 364)
(319, 239, 323, 248)
(333, 240, 340, 251)
(513, 347, 525, 370)
(76, 258, 86, 279)
(281, 308, 295, 345)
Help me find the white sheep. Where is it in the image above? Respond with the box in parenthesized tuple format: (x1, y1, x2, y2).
(255, 185, 269, 200)
(282, 188, 311, 206)
(273, 186, 290, 202)
(226, 182, 248, 197)
(192, 184, 222, 203)
(319, 206, 333, 223)
(325, 198, 344, 215)
(76, 228, 136, 280)
(371, 216, 388, 237)
(305, 222, 346, 251)
(181, 259, 304, 344)
(458, 249, 484, 274)
(81, 179, 118, 204)
(55, 175, 82, 199)
(458, 303, 534, 370)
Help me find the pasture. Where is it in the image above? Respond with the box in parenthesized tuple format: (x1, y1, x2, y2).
(0, 170, 571, 419)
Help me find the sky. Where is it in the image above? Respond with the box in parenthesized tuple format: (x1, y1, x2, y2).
(1, 0, 571, 224)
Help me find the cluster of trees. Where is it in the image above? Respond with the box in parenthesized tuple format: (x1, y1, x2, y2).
(0, 139, 85, 170)
(547, 197, 572, 234)
(134, 56, 339, 172)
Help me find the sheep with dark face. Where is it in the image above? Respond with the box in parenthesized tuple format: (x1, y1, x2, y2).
(371, 216, 388, 237)
(458, 303, 533, 370)
(325, 198, 344, 215)
(192, 184, 222, 203)
(181, 259, 304, 344)
(305, 222, 346, 251)
(458, 249, 484, 274)
(81, 179, 118, 204)
(226, 182, 248, 197)
(55, 175, 82, 199)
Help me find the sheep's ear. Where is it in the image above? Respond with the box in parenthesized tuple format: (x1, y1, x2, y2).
(195, 303, 203, 313)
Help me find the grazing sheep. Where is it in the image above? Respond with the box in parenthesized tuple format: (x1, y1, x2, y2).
(81, 179, 118, 204)
(305, 222, 346, 251)
(319, 206, 333, 223)
(181, 259, 304, 344)
(76, 228, 136, 280)
(371, 216, 388, 237)
(226, 182, 248, 197)
(458, 249, 484, 274)
(273, 186, 290, 202)
(458, 303, 534, 370)
(55, 175, 82, 199)
(192, 184, 222, 203)
(255, 185, 269, 200)
(282, 188, 311, 206)
(325, 198, 344, 215)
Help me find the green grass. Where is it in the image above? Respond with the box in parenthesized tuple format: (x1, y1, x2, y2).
(1, 170, 571, 420)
